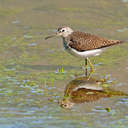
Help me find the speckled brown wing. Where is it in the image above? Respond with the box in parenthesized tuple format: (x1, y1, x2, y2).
(66, 31, 123, 52)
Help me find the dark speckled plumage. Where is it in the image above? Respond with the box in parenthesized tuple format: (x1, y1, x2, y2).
(64, 31, 124, 52)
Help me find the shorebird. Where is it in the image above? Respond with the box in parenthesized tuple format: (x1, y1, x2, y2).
(45, 26, 123, 76)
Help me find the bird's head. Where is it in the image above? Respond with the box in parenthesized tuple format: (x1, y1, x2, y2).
(58, 98, 74, 109)
(56, 26, 73, 37)
(45, 26, 73, 40)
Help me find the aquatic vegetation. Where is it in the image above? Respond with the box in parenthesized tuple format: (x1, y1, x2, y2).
(56, 65, 64, 73)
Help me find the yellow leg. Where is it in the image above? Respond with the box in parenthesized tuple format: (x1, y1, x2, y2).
(85, 58, 88, 77)
(84, 58, 94, 79)
(87, 57, 94, 74)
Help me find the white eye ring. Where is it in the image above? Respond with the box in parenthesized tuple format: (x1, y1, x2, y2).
(62, 29, 65, 32)
(63, 104, 67, 108)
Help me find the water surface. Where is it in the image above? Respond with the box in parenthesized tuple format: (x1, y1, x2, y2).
(0, 0, 128, 127)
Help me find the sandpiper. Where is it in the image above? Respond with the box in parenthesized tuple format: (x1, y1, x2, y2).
(45, 26, 124, 76)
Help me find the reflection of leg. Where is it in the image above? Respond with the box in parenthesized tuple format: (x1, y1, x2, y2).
(85, 58, 88, 77)
(87, 57, 94, 74)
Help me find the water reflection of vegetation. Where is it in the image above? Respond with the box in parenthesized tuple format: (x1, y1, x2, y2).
(59, 76, 128, 109)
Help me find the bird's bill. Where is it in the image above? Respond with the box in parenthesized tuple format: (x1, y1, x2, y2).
(44, 35, 56, 40)
(44, 32, 60, 40)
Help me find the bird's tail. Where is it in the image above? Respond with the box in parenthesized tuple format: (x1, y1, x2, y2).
(111, 40, 124, 45)
(103, 40, 124, 48)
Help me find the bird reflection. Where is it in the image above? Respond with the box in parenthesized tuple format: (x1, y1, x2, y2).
(58, 76, 127, 109)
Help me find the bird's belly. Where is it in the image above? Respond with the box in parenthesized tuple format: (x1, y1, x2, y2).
(63, 40, 105, 58)
(66, 47, 104, 58)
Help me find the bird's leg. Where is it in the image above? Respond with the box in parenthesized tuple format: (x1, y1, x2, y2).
(87, 57, 94, 74)
(85, 58, 88, 77)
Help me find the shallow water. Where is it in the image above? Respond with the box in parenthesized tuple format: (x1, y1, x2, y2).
(0, 0, 128, 127)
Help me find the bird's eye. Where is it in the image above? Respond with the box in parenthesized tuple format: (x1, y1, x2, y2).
(62, 29, 65, 32)
(63, 104, 67, 108)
